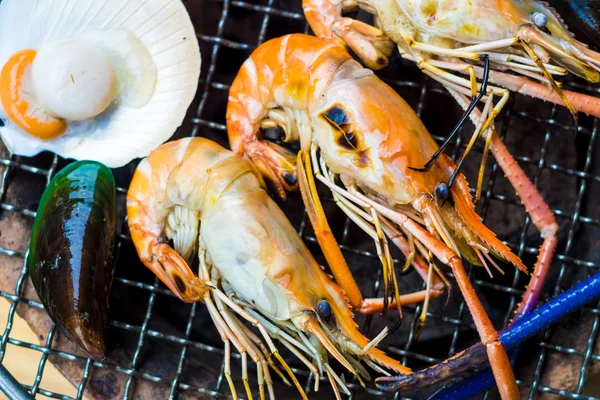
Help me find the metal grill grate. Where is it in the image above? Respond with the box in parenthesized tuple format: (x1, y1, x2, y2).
(1, 0, 600, 399)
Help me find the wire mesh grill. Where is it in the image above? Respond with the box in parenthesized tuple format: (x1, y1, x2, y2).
(0, 0, 600, 399)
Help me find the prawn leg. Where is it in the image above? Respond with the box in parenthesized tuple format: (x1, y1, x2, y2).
(378, 88, 560, 395)
(404, 31, 577, 114)
(314, 160, 517, 394)
(399, 29, 586, 175)
(419, 49, 598, 122)
(405, 49, 490, 169)
(211, 289, 309, 399)
(303, 0, 394, 69)
(383, 111, 558, 396)
(376, 147, 558, 391)
(313, 154, 449, 318)
(481, 68, 600, 119)
(450, 88, 559, 313)
(489, 132, 558, 316)
(447, 85, 509, 198)
(296, 149, 364, 308)
(204, 295, 242, 400)
(410, 54, 510, 183)
(330, 17, 395, 69)
(313, 146, 401, 314)
(353, 193, 520, 399)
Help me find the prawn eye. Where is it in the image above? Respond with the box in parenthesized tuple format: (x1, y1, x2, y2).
(531, 12, 548, 28)
(435, 183, 449, 201)
(316, 300, 332, 318)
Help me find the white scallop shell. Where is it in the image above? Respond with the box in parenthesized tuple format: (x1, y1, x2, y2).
(0, 0, 201, 168)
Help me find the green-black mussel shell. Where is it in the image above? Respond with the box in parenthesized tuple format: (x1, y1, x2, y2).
(29, 161, 116, 361)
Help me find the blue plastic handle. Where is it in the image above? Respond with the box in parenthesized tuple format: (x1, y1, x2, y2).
(434, 270, 600, 399)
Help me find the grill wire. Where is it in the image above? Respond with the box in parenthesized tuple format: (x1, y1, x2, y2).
(0, 0, 600, 399)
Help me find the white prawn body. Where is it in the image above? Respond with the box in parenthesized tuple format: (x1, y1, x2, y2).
(127, 137, 410, 399)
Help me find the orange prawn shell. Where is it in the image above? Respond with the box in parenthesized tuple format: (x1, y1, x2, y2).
(227, 34, 527, 272)
(227, 35, 352, 152)
(312, 71, 450, 204)
(229, 34, 447, 204)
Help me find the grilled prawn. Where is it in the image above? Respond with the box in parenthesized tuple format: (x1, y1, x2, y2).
(126, 137, 409, 400)
(304, 0, 600, 196)
(226, 34, 558, 400)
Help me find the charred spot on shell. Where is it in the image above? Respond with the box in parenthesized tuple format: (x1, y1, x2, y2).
(322, 104, 361, 151)
(172, 273, 187, 294)
(337, 130, 359, 150)
(323, 105, 350, 126)
(357, 149, 370, 168)
(377, 57, 386, 66)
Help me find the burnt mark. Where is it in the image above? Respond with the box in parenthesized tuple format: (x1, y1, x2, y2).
(345, 130, 358, 148)
(323, 105, 349, 126)
(173, 273, 186, 294)
(357, 149, 370, 167)
(323, 104, 361, 151)
(377, 57, 387, 66)
(337, 132, 357, 150)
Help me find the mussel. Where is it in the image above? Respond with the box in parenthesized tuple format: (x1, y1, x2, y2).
(28, 161, 116, 360)
(549, 0, 600, 51)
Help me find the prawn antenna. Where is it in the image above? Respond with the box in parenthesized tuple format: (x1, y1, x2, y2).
(447, 55, 491, 190)
(409, 54, 490, 174)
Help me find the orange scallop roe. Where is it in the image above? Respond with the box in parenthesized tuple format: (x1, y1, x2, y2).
(0, 49, 67, 140)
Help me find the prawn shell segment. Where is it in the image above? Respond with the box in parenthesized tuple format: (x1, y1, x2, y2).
(28, 161, 117, 361)
(396, 0, 520, 43)
(0, 0, 201, 167)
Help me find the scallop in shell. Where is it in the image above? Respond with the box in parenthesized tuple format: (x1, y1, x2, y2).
(0, 0, 201, 167)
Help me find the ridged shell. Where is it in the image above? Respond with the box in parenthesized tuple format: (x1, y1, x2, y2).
(0, 0, 200, 167)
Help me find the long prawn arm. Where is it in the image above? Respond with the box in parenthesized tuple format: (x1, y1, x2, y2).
(378, 259, 599, 397)
(377, 83, 559, 397)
